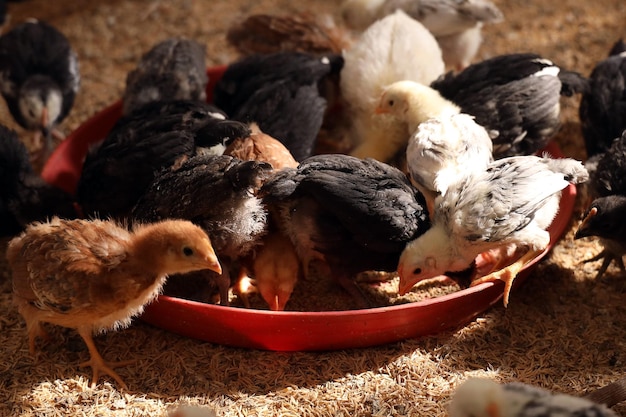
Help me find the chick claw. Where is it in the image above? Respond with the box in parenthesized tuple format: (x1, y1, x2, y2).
(80, 357, 135, 390)
(470, 249, 542, 307)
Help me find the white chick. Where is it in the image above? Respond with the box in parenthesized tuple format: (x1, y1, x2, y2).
(406, 113, 493, 212)
(449, 378, 618, 417)
(341, 0, 504, 70)
(397, 155, 588, 306)
(341, 10, 445, 162)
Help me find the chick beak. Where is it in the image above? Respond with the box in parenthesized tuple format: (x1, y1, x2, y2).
(397, 264, 414, 296)
(203, 249, 222, 274)
(574, 207, 598, 239)
(41, 106, 49, 131)
(486, 402, 501, 417)
(374, 104, 389, 115)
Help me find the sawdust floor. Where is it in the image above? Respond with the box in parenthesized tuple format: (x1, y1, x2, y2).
(1, 0, 626, 416)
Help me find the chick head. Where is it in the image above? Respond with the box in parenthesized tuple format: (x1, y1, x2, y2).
(18, 75, 63, 133)
(575, 195, 626, 240)
(397, 223, 458, 295)
(132, 220, 222, 276)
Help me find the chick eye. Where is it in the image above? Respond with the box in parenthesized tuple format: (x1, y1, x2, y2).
(182, 247, 194, 256)
(413, 268, 422, 275)
(388, 100, 394, 107)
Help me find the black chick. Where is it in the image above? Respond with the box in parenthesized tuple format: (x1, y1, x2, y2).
(122, 37, 208, 116)
(213, 51, 344, 161)
(260, 154, 430, 306)
(0, 124, 76, 236)
(132, 154, 274, 305)
(575, 195, 626, 279)
(0, 19, 80, 163)
(587, 129, 626, 199)
(579, 39, 626, 160)
(431, 53, 588, 158)
(76, 100, 251, 220)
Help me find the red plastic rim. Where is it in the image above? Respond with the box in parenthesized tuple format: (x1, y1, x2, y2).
(42, 67, 577, 351)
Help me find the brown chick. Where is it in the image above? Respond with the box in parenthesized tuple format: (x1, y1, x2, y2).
(226, 12, 352, 56)
(7, 217, 222, 390)
(224, 123, 299, 170)
(252, 230, 301, 311)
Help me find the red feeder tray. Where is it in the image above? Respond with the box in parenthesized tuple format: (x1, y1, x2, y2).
(42, 66, 577, 352)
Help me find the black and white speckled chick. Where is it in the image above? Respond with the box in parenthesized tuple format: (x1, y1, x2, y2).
(449, 378, 617, 417)
(261, 154, 430, 306)
(122, 37, 208, 116)
(0, 124, 76, 236)
(76, 100, 251, 220)
(579, 39, 626, 159)
(0, 19, 80, 160)
(132, 154, 274, 305)
(213, 51, 344, 161)
(431, 53, 588, 158)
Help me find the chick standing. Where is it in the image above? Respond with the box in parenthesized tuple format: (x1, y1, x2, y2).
(132, 154, 274, 305)
(213, 51, 343, 161)
(0, 19, 80, 164)
(449, 378, 618, 417)
(261, 154, 430, 306)
(397, 155, 588, 306)
(579, 39, 626, 159)
(7, 218, 222, 389)
(122, 37, 208, 116)
(340, 0, 503, 70)
(431, 53, 589, 158)
(342, 10, 445, 162)
(0, 124, 76, 236)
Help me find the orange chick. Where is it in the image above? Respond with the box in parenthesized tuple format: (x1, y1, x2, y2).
(224, 123, 299, 170)
(226, 12, 352, 56)
(252, 230, 301, 311)
(7, 217, 222, 390)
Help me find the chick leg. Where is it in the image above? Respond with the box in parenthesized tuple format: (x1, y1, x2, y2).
(581, 250, 626, 280)
(17, 303, 52, 355)
(77, 327, 134, 390)
(470, 249, 543, 307)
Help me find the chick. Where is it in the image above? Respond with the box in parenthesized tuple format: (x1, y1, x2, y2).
(122, 37, 208, 116)
(0, 19, 80, 165)
(398, 155, 588, 306)
(132, 154, 274, 305)
(0, 124, 77, 236)
(77, 100, 251, 220)
(587, 130, 626, 200)
(409, 113, 493, 212)
(575, 196, 626, 279)
(226, 12, 352, 55)
(261, 153, 430, 306)
(579, 39, 626, 159)
(213, 51, 343, 161)
(223, 123, 299, 170)
(7, 217, 222, 389)
(449, 378, 617, 417)
(340, 0, 503, 70)
(341, 10, 445, 162)
(431, 53, 589, 158)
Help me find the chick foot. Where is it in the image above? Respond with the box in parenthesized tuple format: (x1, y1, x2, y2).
(78, 328, 134, 390)
(580, 250, 626, 280)
(470, 249, 543, 307)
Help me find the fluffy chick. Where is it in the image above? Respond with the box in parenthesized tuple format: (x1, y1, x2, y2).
(340, 0, 503, 70)
(213, 51, 343, 161)
(0, 124, 77, 236)
(132, 154, 274, 305)
(77, 100, 251, 220)
(0, 19, 80, 164)
(226, 12, 352, 55)
(224, 123, 298, 170)
(7, 217, 221, 389)
(341, 10, 445, 162)
(261, 153, 430, 306)
(579, 39, 626, 159)
(398, 155, 588, 306)
(409, 113, 493, 211)
(449, 378, 617, 417)
(122, 37, 208, 116)
(575, 195, 626, 279)
(431, 53, 589, 158)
